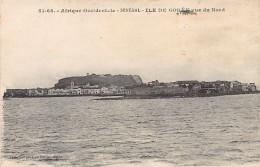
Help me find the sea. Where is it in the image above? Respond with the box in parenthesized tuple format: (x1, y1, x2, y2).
(1, 94, 260, 167)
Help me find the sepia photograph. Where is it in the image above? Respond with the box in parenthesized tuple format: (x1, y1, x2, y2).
(1, 0, 260, 167)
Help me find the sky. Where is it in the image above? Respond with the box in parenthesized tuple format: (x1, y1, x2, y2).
(1, 0, 259, 89)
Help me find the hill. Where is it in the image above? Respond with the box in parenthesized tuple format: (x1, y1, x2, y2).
(54, 74, 143, 89)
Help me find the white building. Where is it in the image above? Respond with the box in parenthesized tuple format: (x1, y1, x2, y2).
(48, 89, 71, 95)
(101, 87, 110, 94)
(81, 87, 100, 95)
(29, 89, 44, 96)
(70, 88, 82, 95)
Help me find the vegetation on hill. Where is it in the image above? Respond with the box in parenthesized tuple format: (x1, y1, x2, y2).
(54, 74, 143, 89)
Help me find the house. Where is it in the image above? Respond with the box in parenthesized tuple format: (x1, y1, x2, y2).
(248, 83, 257, 92)
(213, 81, 231, 93)
(200, 82, 217, 94)
(242, 83, 249, 92)
(148, 80, 160, 86)
(117, 86, 132, 95)
(100, 86, 121, 95)
(29, 89, 39, 96)
(166, 82, 179, 87)
(176, 80, 201, 92)
(109, 85, 118, 94)
(176, 80, 199, 86)
(71, 88, 82, 95)
(100, 87, 110, 94)
(48, 88, 71, 95)
(230, 81, 241, 92)
(230, 81, 243, 92)
(201, 82, 216, 89)
(81, 87, 100, 95)
(192, 84, 202, 91)
(29, 88, 49, 96)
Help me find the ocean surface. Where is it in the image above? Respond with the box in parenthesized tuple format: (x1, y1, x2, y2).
(2, 94, 260, 167)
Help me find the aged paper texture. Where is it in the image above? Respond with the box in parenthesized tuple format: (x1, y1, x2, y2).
(0, 0, 260, 167)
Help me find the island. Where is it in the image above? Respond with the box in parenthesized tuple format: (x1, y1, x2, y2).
(3, 73, 259, 99)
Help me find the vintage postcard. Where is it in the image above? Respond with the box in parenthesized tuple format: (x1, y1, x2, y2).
(0, 0, 259, 167)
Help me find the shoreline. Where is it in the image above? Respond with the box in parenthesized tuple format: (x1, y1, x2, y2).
(95, 91, 260, 100)
(3, 91, 260, 100)
(3, 94, 124, 99)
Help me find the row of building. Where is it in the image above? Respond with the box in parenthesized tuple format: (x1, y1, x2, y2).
(28, 83, 131, 96)
(147, 80, 257, 94)
(4, 80, 258, 98)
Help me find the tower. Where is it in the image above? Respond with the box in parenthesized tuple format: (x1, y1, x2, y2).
(71, 82, 74, 89)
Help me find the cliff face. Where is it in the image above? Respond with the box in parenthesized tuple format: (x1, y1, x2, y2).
(54, 74, 143, 89)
